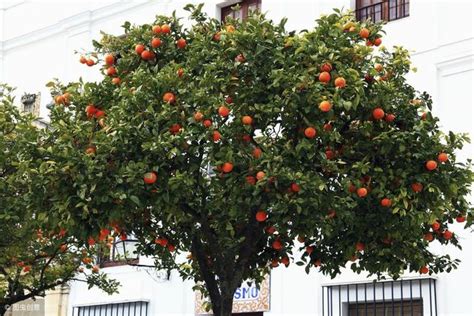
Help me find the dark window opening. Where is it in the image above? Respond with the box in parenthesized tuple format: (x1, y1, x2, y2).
(221, 0, 261, 22)
(349, 299, 423, 315)
(356, 0, 409, 22)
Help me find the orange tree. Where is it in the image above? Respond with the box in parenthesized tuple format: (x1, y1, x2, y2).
(0, 85, 118, 316)
(44, 5, 472, 315)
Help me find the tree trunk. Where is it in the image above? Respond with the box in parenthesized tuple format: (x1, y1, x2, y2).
(0, 304, 8, 316)
(210, 289, 234, 316)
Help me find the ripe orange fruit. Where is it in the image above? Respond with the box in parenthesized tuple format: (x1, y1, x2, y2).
(431, 221, 440, 231)
(194, 112, 203, 121)
(256, 210, 267, 222)
(373, 37, 382, 46)
(359, 28, 370, 38)
(374, 63, 383, 72)
(272, 239, 282, 250)
(143, 172, 157, 184)
(94, 110, 105, 119)
(176, 38, 187, 49)
(423, 232, 434, 242)
(325, 149, 335, 160)
(385, 113, 395, 122)
(290, 183, 300, 193)
(218, 106, 230, 117)
(104, 54, 115, 65)
(141, 50, 155, 60)
(304, 127, 317, 139)
(80, 56, 87, 64)
(112, 77, 121, 85)
(456, 215, 466, 223)
(203, 119, 212, 128)
(355, 242, 365, 252)
(419, 266, 429, 274)
(380, 198, 392, 207)
(161, 24, 171, 34)
(357, 187, 368, 197)
(225, 25, 235, 33)
(256, 171, 265, 181)
(222, 162, 234, 173)
(323, 123, 332, 131)
(106, 66, 117, 76)
(242, 115, 253, 125)
(265, 226, 276, 234)
(167, 244, 176, 252)
(151, 38, 162, 48)
(135, 44, 145, 55)
(320, 63, 332, 73)
(411, 182, 423, 193)
(163, 92, 175, 103)
(437, 153, 448, 163)
(177, 68, 184, 77)
(253, 147, 262, 159)
(319, 100, 332, 112)
(334, 77, 346, 88)
(92, 265, 100, 273)
(60, 244, 68, 252)
(242, 134, 252, 142)
(155, 237, 168, 246)
(169, 123, 181, 135)
(88, 237, 96, 246)
(318, 71, 331, 83)
(152, 25, 161, 34)
(246, 175, 256, 185)
(372, 107, 385, 120)
(85, 146, 96, 155)
(443, 230, 453, 240)
(280, 256, 289, 266)
(212, 130, 221, 142)
(213, 32, 221, 41)
(348, 183, 356, 193)
(86, 59, 95, 66)
(425, 160, 437, 171)
(55, 95, 65, 105)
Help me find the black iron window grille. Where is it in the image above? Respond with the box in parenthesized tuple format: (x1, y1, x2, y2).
(322, 278, 438, 316)
(356, 0, 410, 22)
(73, 301, 148, 316)
(97, 236, 139, 268)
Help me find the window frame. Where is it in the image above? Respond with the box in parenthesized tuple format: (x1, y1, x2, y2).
(220, 0, 262, 22)
(355, 0, 410, 23)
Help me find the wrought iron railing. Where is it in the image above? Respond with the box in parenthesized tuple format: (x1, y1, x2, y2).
(72, 301, 149, 316)
(356, 1, 410, 22)
(322, 278, 437, 316)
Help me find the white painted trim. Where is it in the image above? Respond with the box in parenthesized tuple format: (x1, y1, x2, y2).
(73, 299, 150, 308)
(0, 0, 167, 51)
(321, 276, 437, 287)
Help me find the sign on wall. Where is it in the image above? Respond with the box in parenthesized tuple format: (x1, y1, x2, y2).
(195, 275, 270, 314)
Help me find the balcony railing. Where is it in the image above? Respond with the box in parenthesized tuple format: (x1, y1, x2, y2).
(356, 1, 410, 22)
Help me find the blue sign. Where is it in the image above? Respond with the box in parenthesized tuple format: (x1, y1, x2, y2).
(234, 283, 260, 301)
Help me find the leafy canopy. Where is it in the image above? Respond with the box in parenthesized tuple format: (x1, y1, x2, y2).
(0, 85, 118, 312)
(42, 4, 472, 313)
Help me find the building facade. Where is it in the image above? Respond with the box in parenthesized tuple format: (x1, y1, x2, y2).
(1, 0, 473, 315)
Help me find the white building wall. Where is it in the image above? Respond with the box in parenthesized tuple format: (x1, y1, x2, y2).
(1, 1, 473, 315)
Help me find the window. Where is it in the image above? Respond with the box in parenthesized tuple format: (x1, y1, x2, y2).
(73, 301, 149, 316)
(355, 0, 409, 22)
(349, 300, 423, 315)
(221, 0, 261, 22)
(321, 278, 437, 316)
(97, 236, 139, 268)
